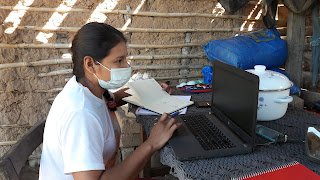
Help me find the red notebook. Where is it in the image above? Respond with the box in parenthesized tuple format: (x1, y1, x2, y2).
(234, 161, 320, 180)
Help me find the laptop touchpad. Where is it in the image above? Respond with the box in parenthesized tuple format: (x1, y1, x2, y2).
(175, 124, 189, 136)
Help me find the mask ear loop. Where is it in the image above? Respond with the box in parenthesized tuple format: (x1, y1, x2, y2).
(95, 60, 111, 71)
(93, 73, 102, 81)
(93, 73, 98, 79)
(93, 60, 111, 82)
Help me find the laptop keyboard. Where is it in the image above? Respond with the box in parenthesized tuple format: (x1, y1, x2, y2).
(181, 114, 236, 151)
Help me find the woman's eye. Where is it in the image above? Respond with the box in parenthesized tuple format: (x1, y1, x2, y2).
(116, 59, 122, 63)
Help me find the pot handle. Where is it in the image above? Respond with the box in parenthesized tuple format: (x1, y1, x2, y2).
(274, 96, 293, 103)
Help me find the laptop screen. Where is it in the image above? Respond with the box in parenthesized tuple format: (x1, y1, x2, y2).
(212, 61, 259, 141)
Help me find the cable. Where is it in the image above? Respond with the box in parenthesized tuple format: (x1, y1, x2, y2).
(256, 134, 305, 146)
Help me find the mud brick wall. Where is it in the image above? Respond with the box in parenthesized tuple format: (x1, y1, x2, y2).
(1, 0, 313, 169)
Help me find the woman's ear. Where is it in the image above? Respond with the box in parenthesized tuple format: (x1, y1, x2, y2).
(83, 56, 96, 74)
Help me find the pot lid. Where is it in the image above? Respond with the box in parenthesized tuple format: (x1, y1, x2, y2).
(246, 65, 293, 91)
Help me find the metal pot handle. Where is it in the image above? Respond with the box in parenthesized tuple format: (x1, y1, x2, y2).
(274, 96, 293, 103)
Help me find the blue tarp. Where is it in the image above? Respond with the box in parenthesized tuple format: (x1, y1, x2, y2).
(202, 27, 287, 70)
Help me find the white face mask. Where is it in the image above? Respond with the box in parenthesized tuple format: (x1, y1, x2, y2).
(94, 61, 131, 89)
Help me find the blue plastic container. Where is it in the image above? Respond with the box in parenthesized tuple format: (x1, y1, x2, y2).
(202, 66, 213, 84)
(202, 27, 287, 70)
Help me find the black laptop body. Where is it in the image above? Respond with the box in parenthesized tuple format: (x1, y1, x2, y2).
(168, 60, 259, 161)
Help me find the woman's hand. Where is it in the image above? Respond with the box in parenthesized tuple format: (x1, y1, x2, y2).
(113, 88, 131, 107)
(158, 81, 172, 94)
(145, 113, 182, 152)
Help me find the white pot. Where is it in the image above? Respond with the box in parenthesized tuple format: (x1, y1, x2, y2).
(246, 65, 293, 121)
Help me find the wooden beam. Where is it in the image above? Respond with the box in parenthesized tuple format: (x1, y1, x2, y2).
(16, 26, 257, 33)
(0, 43, 202, 49)
(285, 2, 306, 88)
(0, 4, 263, 21)
(301, 90, 320, 103)
(0, 54, 206, 69)
(0, 59, 71, 69)
(0, 141, 17, 146)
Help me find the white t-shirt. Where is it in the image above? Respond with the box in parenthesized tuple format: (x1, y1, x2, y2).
(39, 76, 117, 180)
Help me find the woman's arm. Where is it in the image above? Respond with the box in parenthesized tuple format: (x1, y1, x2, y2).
(72, 113, 181, 180)
(72, 142, 154, 180)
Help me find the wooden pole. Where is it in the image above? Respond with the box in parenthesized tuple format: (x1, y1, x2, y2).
(285, 2, 306, 88)
(127, 43, 201, 48)
(16, 26, 258, 33)
(35, 88, 63, 93)
(0, 6, 260, 21)
(127, 54, 207, 60)
(37, 69, 73, 77)
(0, 43, 70, 49)
(0, 59, 71, 69)
(154, 74, 203, 80)
(0, 43, 202, 49)
(0, 54, 206, 69)
(37, 64, 205, 77)
(131, 65, 205, 70)
(0, 141, 17, 146)
(48, 98, 55, 102)
(0, 124, 32, 128)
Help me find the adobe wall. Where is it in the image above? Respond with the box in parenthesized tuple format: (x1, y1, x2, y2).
(1, 0, 314, 169)
(0, 0, 265, 157)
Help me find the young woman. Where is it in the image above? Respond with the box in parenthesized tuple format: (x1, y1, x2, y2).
(39, 22, 181, 180)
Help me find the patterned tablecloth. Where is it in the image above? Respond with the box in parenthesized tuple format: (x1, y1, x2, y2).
(131, 92, 320, 180)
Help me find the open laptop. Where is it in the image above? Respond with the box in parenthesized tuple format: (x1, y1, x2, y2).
(168, 60, 259, 161)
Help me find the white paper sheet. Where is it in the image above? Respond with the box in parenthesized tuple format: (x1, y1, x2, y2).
(122, 79, 194, 114)
(135, 95, 191, 115)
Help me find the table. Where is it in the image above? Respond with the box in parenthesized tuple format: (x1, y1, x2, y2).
(131, 92, 320, 180)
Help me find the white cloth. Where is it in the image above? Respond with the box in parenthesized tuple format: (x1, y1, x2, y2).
(39, 76, 117, 180)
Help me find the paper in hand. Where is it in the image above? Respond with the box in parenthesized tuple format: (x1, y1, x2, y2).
(123, 79, 194, 114)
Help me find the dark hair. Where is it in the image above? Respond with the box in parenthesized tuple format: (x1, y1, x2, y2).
(71, 22, 126, 79)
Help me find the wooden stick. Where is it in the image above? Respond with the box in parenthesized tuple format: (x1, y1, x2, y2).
(0, 43, 201, 49)
(48, 98, 55, 102)
(17, 26, 79, 32)
(37, 64, 206, 77)
(0, 43, 71, 49)
(0, 141, 17, 146)
(65, 77, 71, 82)
(154, 74, 203, 80)
(0, 59, 71, 69)
(16, 26, 259, 33)
(132, 65, 205, 70)
(127, 43, 201, 48)
(63, 73, 204, 83)
(49, 74, 203, 101)
(59, 74, 203, 81)
(0, 124, 32, 128)
(0, 6, 261, 21)
(127, 53, 207, 60)
(0, 54, 206, 69)
(38, 69, 73, 77)
(35, 88, 63, 93)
